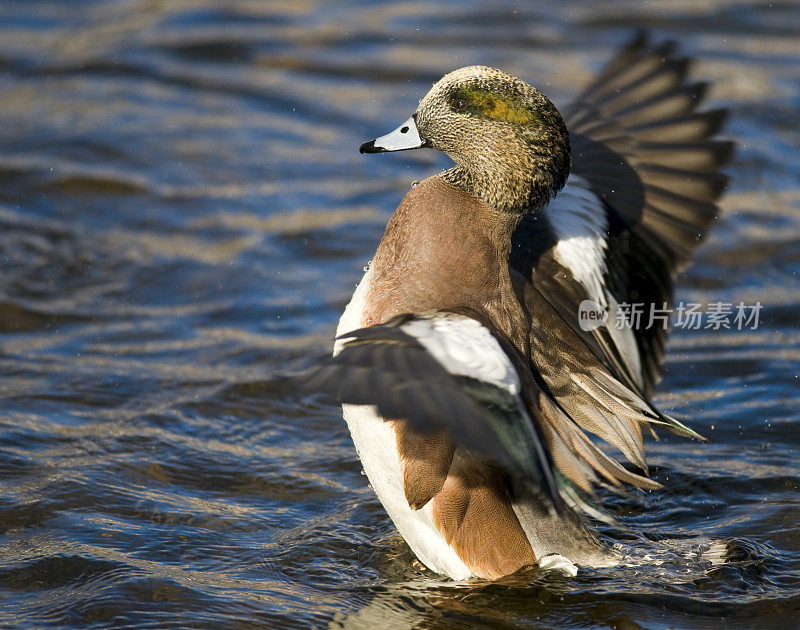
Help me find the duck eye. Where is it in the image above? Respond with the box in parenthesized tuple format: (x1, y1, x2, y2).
(449, 97, 467, 112)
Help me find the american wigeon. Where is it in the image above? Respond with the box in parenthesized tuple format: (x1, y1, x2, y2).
(311, 35, 732, 580)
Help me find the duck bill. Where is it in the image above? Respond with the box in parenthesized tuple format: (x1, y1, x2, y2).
(359, 116, 427, 154)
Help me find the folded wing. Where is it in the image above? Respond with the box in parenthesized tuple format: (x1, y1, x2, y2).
(309, 311, 562, 510)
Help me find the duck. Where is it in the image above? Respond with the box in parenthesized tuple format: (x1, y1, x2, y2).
(310, 35, 733, 580)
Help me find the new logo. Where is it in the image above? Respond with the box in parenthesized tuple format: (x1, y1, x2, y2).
(578, 299, 608, 331)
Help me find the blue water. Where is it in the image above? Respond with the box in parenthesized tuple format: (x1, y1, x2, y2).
(0, 1, 798, 627)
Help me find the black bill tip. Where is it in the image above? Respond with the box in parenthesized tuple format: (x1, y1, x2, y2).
(359, 139, 384, 154)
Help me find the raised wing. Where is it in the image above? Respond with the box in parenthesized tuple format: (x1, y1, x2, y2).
(511, 35, 728, 492)
(565, 33, 733, 393)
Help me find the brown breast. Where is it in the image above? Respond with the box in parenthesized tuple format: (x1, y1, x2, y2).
(363, 176, 521, 328)
(363, 175, 539, 578)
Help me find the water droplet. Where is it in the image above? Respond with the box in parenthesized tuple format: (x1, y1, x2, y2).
(411, 180, 420, 188)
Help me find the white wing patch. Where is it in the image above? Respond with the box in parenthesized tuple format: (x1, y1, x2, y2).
(545, 174, 609, 307)
(398, 313, 520, 396)
(544, 174, 644, 387)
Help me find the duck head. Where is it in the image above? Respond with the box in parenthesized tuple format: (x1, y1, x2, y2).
(360, 66, 571, 213)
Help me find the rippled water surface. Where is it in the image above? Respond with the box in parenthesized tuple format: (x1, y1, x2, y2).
(0, 1, 798, 627)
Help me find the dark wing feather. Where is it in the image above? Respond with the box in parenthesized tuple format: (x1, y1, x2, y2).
(307, 314, 561, 508)
(511, 35, 725, 492)
(564, 33, 733, 395)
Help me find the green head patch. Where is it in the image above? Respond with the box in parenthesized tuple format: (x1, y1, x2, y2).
(449, 87, 539, 126)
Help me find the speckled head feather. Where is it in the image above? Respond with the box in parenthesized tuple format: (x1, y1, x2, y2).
(414, 66, 571, 213)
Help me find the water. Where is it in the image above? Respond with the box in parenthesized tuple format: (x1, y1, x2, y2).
(0, 1, 798, 627)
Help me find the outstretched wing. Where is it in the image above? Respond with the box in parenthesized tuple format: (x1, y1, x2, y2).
(308, 311, 562, 509)
(564, 33, 733, 393)
(511, 34, 729, 491)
